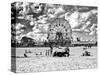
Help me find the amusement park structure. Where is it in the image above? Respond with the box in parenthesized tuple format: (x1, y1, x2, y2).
(48, 18, 72, 47)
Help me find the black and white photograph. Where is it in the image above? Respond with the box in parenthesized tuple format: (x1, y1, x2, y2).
(11, 1, 98, 73)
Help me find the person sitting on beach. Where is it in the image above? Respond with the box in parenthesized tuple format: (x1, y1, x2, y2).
(64, 47, 70, 57)
(82, 47, 91, 56)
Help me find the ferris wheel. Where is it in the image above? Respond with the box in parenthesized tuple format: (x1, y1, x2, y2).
(48, 18, 72, 46)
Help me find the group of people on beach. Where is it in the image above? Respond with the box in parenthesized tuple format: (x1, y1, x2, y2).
(24, 46, 91, 58)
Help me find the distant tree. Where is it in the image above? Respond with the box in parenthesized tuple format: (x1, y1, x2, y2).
(21, 36, 35, 47)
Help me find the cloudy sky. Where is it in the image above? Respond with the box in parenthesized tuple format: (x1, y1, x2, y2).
(11, 2, 97, 42)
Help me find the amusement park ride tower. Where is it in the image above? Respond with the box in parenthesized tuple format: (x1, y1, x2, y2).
(48, 18, 72, 47)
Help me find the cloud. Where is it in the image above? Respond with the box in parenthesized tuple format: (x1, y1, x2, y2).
(65, 9, 97, 36)
(22, 23, 49, 42)
(65, 11, 79, 29)
(25, 31, 48, 42)
(90, 24, 97, 31)
(47, 6, 65, 19)
(16, 23, 24, 30)
(89, 31, 96, 35)
(16, 34, 25, 41)
(54, 7, 65, 16)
